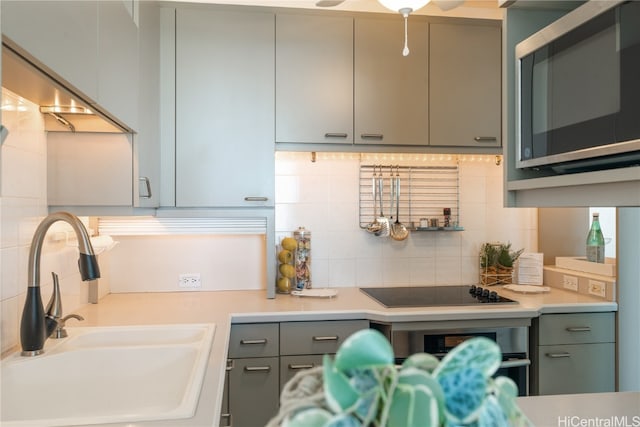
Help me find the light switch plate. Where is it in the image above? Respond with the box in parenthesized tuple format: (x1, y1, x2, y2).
(562, 274, 578, 291)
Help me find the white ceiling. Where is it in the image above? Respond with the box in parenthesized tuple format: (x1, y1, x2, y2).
(169, 0, 505, 19)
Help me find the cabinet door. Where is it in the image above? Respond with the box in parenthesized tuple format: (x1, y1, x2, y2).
(2, 0, 99, 102)
(47, 132, 133, 207)
(96, 0, 139, 132)
(175, 8, 274, 207)
(276, 13, 353, 144)
(429, 21, 501, 147)
(280, 354, 324, 391)
(135, 0, 160, 208)
(355, 17, 428, 146)
(537, 343, 615, 395)
(228, 357, 279, 427)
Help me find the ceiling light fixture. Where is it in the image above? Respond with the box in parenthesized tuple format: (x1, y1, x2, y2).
(377, 0, 430, 56)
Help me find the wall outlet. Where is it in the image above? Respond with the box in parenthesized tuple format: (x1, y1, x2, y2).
(562, 274, 579, 291)
(588, 280, 606, 298)
(179, 273, 201, 288)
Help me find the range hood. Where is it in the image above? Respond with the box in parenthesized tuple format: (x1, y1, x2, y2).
(2, 42, 132, 133)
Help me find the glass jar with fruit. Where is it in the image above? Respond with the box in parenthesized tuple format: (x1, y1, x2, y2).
(293, 227, 311, 290)
(277, 236, 297, 294)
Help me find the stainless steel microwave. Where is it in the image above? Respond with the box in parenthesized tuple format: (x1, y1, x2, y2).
(516, 0, 640, 173)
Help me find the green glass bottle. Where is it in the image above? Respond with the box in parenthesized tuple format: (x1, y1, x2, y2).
(586, 213, 605, 263)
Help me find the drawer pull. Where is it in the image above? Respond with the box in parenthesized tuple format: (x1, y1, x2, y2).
(546, 352, 571, 359)
(289, 364, 315, 370)
(324, 133, 348, 138)
(244, 366, 271, 372)
(244, 196, 269, 202)
(220, 413, 231, 427)
(360, 133, 384, 140)
(312, 336, 339, 342)
(226, 359, 234, 370)
(474, 136, 497, 142)
(566, 326, 591, 332)
(240, 339, 268, 345)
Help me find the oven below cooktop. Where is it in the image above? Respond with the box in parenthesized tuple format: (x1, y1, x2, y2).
(359, 285, 517, 308)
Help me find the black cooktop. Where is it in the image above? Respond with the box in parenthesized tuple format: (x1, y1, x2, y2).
(359, 285, 517, 308)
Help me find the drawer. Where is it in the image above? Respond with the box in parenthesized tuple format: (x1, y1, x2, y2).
(280, 355, 324, 391)
(537, 343, 615, 395)
(228, 323, 279, 358)
(280, 320, 369, 355)
(538, 312, 614, 345)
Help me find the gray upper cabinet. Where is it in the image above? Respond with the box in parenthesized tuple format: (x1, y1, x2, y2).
(429, 21, 501, 148)
(2, 1, 139, 132)
(275, 13, 353, 144)
(2, 0, 99, 102)
(96, 1, 139, 132)
(175, 7, 275, 207)
(354, 17, 428, 146)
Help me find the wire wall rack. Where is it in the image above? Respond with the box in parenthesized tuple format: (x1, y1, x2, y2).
(358, 164, 464, 232)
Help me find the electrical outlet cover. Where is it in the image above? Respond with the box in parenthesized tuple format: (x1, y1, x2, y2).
(562, 275, 578, 291)
(588, 279, 606, 298)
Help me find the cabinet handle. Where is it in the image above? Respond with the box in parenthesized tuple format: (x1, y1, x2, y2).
(324, 133, 348, 138)
(244, 196, 269, 202)
(500, 358, 531, 369)
(220, 413, 232, 427)
(566, 326, 591, 332)
(240, 339, 268, 345)
(545, 352, 571, 358)
(289, 364, 315, 370)
(312, 336, 339, 341)
(244, 366, 271, 372)
(474, 136, 497, 142)
(360, 133, 384, 140)
(139, 176, 152, 199)
(226, 359, 234, 371)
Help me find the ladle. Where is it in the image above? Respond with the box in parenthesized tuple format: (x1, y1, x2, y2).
(390, 167, 409, 241)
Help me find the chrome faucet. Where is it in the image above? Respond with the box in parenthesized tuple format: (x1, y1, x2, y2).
(20, 212, 100, 356)
(45, 272, 85, 339)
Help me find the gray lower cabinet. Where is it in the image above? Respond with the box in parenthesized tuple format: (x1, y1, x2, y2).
(224, 320, 368, 426)
(225, 323, 280, 427)
(530, 312, 615, 395)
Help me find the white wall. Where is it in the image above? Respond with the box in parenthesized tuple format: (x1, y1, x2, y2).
(275, 152, 538, 288)
(0, 88, 90, 355)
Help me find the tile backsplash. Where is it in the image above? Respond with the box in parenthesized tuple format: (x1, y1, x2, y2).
(275, 152, 538, 288)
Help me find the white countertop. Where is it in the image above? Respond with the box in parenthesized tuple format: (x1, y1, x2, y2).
(517, 391, 640, 427)
(54, 286, 618, 426)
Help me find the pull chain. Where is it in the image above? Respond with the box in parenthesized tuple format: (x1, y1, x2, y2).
(402, 12, 410, 56)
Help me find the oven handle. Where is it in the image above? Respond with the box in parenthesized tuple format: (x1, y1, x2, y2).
(500, 358, 531, 369)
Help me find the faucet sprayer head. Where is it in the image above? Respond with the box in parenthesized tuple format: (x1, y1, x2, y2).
(78, 253, 100, 281)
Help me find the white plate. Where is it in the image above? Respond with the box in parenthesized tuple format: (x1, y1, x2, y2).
(503, 284, 551, 294)
(291, 288, 338, 298)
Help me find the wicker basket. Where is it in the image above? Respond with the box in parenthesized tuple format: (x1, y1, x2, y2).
(480, 266, 513, 286)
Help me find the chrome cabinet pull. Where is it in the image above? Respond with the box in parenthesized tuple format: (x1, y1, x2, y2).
(244, 366, 271, 372)
(312, 336, 339, 341)
(244, 196, 268, 202)
(474, 136, 498, 142)
(546, 352, 571, 358)
(566, 326, 591, 332)
(220, 413, 231, 427)
(240, 338, 268, 345)
(360, 133, 384, 140)
(289, 364, 315, 370)
(324, 133, 348, 138)
(226, 359, 234, 370)
(139, 176, 152, 199)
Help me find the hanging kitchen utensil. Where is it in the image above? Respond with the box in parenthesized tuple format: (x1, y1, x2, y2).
(375, 168, 390, 237)
(390, 166, 409, 241)
(366, 166, 382, 234)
